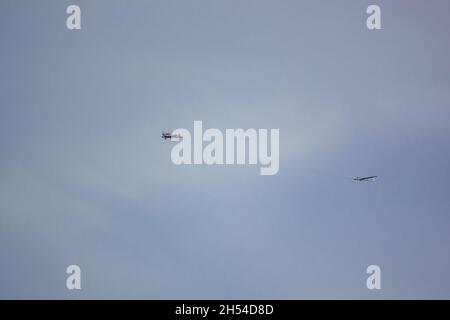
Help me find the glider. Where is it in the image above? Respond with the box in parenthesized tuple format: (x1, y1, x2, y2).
(353, 176, 377, 182)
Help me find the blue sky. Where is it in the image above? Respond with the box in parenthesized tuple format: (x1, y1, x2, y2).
(1, 0, 450, 299)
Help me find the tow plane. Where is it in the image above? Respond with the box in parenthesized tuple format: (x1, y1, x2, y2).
(161, 132, 183, 141)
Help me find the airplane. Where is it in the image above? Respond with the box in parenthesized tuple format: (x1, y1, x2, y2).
(161, 132, 183, 140)
(353, 176, 377, 182)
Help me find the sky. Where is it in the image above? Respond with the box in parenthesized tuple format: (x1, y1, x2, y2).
(1, 0, 450, 299)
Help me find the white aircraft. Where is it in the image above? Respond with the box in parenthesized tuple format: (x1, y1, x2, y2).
(161, 132, 183, 141)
